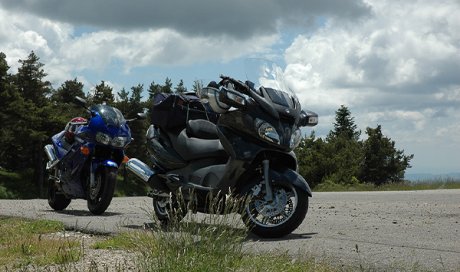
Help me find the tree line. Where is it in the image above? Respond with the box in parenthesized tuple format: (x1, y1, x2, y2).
(0, 51, 413, 195)
(0, 51, 192, 191)
(295, 105, 414, 187)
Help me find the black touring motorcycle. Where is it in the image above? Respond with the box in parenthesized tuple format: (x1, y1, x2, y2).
(127, 64, 318, 238)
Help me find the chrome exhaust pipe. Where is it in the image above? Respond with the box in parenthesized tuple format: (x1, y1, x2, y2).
(126, 158, 156, 183)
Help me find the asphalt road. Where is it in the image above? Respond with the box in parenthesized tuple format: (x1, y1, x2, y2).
(1, 190, 459, 271)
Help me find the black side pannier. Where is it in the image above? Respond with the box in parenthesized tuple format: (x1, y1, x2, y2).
(151, 92, 218, 129)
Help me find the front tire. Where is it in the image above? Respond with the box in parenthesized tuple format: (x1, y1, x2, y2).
(87, 167, 117, 215)
(48, 177, 71, 211)
(242, 181, 309, 238)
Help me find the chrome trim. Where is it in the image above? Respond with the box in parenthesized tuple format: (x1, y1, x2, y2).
(126, 158, 155, 183)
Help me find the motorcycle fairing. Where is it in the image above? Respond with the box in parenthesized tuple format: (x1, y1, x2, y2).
(51, 131, 72, 159)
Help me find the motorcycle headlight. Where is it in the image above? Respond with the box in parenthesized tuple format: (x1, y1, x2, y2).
(290, 129, 302, 149)
(257, 121, 280, 144)
(95, 132, 111, 145)
(111, 136, 129, 148)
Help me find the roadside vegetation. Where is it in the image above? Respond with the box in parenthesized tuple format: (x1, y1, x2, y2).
(0, 214, 337, 271)
(0, 216, 81, 270)
(2, 208, 439, 271)
(315, 178, 460, 192)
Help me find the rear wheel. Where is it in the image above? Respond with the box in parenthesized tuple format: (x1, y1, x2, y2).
(47, 175, 71, 211)
(87, 167, 117, 215)
(153, 194, 186, 226)
(242, 181, 309, 238)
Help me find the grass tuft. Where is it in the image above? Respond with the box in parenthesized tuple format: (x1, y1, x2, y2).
(0, 216, 82, 269)
(93, 190, 335, 272)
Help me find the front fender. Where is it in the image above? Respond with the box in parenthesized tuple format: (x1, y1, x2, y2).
(92, 160, 119, 173)
(269, 168, 312, 197)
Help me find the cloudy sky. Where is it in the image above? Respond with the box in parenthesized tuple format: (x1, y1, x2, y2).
(1, 0, 459, 175)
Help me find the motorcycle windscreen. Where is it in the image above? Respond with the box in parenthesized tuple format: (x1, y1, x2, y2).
(91, 105, 126, 127)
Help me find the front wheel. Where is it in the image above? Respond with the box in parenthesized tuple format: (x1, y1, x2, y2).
(242, 182, 309, 238)
(87, 167, 117, 215)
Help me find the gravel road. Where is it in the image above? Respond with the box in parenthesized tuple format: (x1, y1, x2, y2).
(1, 189, 459, 271)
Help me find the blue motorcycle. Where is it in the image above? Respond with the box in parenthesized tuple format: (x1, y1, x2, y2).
(44, 96, 137, 214)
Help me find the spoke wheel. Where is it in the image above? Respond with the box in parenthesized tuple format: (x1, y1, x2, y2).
(242, 181, 309, 238)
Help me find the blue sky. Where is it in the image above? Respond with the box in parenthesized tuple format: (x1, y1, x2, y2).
(0, 0, 459, 175)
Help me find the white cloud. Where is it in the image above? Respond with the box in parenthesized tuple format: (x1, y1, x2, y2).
(283, 0, 460, 173)
(0, 8, 279, 86)
(61, 29, 279, 73)
(284, 0, 460, 98)
(434, 85, 460, 102)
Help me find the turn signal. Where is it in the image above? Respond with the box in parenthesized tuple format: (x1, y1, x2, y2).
(80, 146, 90, 156)
(122, 155, 129, 164)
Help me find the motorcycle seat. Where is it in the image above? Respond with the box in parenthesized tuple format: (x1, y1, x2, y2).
(186, 119, 219, 140)
(168, 128, 227, 161)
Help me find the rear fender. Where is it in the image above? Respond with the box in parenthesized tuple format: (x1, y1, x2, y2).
(269, 168, 312, 197)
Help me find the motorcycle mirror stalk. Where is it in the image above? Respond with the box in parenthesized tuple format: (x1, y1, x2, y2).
(127, 111, 148, 122)
(73, 96, 91, 112)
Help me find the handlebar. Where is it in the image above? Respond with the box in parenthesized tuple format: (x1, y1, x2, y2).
(219, 74, 250, 95)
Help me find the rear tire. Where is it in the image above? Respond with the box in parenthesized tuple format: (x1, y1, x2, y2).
(48, 178, 71, 211)
(87, 167, 117, 215)
(153, 194, 186, 226)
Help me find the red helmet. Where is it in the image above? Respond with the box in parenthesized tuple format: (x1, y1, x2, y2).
(64, 117, 87, 143)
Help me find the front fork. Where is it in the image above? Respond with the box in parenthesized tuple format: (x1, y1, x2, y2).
(263, 159, 274, 202)
(89, 159, 119, 191)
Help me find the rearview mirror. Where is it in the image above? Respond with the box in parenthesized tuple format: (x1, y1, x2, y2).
(137, 112, 147, 120)
(299, 110, 318, 127)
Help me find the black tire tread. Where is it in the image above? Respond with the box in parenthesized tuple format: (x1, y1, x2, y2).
(87, 168, 117, 215)
(243, 185, 309, 238)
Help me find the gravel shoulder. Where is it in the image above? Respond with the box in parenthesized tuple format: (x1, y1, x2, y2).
(1, 189, 459, 271)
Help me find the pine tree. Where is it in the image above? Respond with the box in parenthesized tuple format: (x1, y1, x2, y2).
(0, 52, 23, 169)
(161, 77, 173, 94)
(116, 88, 130, 114)
(321, 105, 363, 184)
(328, 105, 361, 141)
(49, 78, 87, 136)
(175, 79, 187, 94)
(52, 78, 85, 104)
(12, 51, 55, 194)
(15, 51, 52, 107)
(125, 84, 148, 163)
(295, 132, 333, 188)
(360, 125, 413, 185)
(92, 80, 114, 104)
(148, 80, 162, 99)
